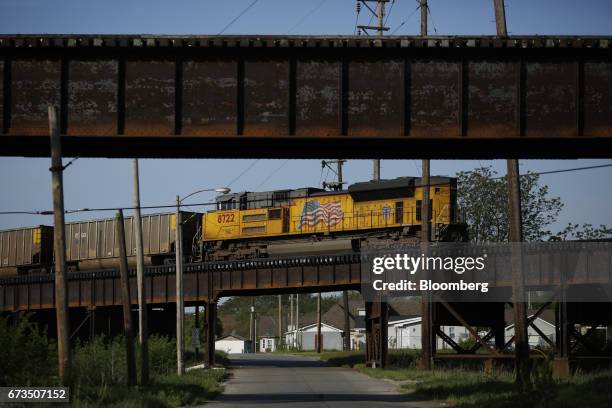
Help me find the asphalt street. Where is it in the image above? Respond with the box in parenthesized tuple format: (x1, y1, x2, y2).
(203, 353, 439, 408)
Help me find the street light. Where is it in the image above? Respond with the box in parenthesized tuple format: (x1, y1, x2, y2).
(175, 187, 230, 375)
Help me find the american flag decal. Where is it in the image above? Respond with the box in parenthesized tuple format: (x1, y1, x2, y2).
(299, 201, 344, 229)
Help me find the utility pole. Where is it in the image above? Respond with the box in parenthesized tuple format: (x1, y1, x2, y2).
(373, 0, 385, 181)
(250, 297, 255, 353)
(175, 196, 184, 375)
(316, 293, 322, 353)
(336, 159, 351, 351)
(116, 210, 137, 386)
(418, 0, 433, 371)
(420, 0, 428, 38)
(290, 294, 294, 347)
(355, 1, 388, 180)
(296, 294, 300, 349)
(278, 295, 282, 347)
(194, 306, 200, 361)
(132, 159, 149, 385)
(492, 0, 531, 390)
(48, 105, 70, 385)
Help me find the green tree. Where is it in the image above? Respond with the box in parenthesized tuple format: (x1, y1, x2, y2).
(457, 166, 563, 242)
(549, 223, 612, 241)
(457, 166, 610, 242)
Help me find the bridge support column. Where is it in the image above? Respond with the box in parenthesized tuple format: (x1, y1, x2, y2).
(204, 302, 217, 367)
(554, 295, 570, 378)
(494, 321, 506, 352)
(365, 300, 388, 368)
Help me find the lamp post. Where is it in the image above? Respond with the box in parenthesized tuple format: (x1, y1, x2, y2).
(176, 187, 230, 375)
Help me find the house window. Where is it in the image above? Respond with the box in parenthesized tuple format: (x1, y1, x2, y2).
(449, 326, 455, 339)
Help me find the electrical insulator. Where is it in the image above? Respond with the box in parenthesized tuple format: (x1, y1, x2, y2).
(356, 1, 361, 15)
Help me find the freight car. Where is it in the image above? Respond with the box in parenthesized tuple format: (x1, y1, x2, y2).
(0, 212, 199, 276)
(201, 176, 467, 260)
(0, 226, 54, 276)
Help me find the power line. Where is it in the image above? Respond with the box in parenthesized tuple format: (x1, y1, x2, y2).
(426, 1, 438, 34)
(384, 0, 396, 26)
(217, 0, 260, 35)
(391, 2, 421, 35)
(227, 159, 260, 187)
(254, 159, 290, 191)
(1, 163, 611, 217)
(286, 0, 329, 34)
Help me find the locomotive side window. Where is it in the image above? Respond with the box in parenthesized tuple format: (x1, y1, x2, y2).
(268, 209, 282, 220)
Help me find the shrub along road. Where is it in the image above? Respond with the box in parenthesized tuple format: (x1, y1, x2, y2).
(203, 353, 440, 407)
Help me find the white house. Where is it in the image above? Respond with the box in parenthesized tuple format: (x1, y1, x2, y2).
(285, 322, 344, 351)
(387, 317, 470, 350)
(259, 336, 278, 353)
(215, 334, 250, 354)
(505, 316, 556, 348)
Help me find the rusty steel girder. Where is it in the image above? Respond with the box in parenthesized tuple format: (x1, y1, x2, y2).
(0, 255, 362, 312)
(0, 35, 611, 159)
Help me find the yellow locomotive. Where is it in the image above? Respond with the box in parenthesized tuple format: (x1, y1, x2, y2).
(201, 176, 466, 260)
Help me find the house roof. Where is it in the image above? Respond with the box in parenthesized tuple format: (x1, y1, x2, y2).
(216, 334, 248, 342)
(285, 322, 343, 334)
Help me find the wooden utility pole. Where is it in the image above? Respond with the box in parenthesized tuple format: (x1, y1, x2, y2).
(250, 297, 255, 352)
(418, 0, 433, 371)
(337, 159, 351, 351)
(132, 159, 149, 385)
(342, 292, 351, 351)
(316, 293, 322, 353)
(116, 210, 137, 386)
(194, 306, 200, 360)
(493, 0, 531, 390)
(507, 160, 531, 389)
(277, 295, 282, 345)
(420, 0, 428, 38)
(289, 294, 294, 347)
(494, 0, 507, 36)
(48, 105, 70, 385)
(175, 196, 185, 375)
(372, 0, 387, 181)
(296, 294, 300, 348)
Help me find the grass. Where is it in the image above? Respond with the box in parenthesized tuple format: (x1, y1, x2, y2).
(68, 369, 227, 408)
(1, 315, 229, 408)
(305, 350, 612, 408)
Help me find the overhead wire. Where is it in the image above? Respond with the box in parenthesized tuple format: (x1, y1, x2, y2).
(254, 159, 290, 191)
(217, 0, 260, 35)
(426, 1, 438, 34)
(1, 163, 612, 217)
(227, 159, 260, 188)
(391, 1, 422, 35)
(286, 0, 329, 34)
(384, 0, 396, 27)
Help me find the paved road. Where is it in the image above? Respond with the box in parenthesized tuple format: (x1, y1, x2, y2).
(204, 354, 439, 407)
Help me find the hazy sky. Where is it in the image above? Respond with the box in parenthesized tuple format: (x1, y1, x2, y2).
(1, 0, 611, 233)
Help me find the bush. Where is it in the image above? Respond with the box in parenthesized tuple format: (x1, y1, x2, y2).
(0, 314, 57, 386)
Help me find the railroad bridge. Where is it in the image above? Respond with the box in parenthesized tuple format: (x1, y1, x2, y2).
(1, 34, 612, 370)
(2, 242, 612, 368)
(1, 35, 611, 159)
